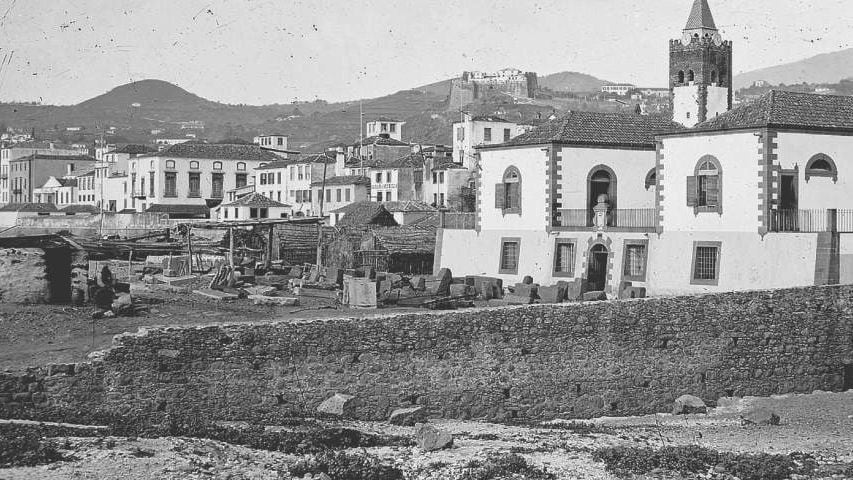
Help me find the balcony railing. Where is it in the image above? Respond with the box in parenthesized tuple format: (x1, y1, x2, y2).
(770, 209, 853, 233)
(131, 189, 146, 198)
(555, 208, 656, 231)
(440, 211, 476, 230)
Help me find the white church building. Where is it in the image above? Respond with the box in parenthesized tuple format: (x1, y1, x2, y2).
(436, 0, 853, 297)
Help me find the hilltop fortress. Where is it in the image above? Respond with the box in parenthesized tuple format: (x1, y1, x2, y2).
(449, 68, 538, 107)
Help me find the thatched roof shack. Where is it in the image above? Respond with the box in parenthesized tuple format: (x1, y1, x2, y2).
(357, 225, 437, 274)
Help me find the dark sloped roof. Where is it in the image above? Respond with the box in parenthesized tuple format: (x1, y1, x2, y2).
(76, 170, 95, 178)
(406, 211, 440, 227)
(145, 204, 210, 216)
(221, 192, 291, 208)
(471, 115, 510, 123)
(692, 90, 853, 132)
(497, 111, 682, 149)
(374, 152, 425, 169)
(373, 116, 402, 122)
(310, 175, 371, 187)
(16, 154, 95, 162)
(367, 225, 436, 255)
(382, 200, 436, 213)
(56, 178, 78, 187)
(61, 204, 100, 214)
(432, 159, 466, 171)
(685, 0, 717, 31)
(255, 152, 335, 170)
(159, 143, 280, 162)
(109, 144, 158, 155)
(0, 203, 60, 213)
(356, 135, 410, 147)
(344, 156, 373, 168)
(331, 201, 398, 227)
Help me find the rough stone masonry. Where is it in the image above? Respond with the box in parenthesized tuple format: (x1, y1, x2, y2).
(1, 284, 852, 423)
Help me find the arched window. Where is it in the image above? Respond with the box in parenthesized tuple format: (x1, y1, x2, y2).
(213, 161, 222, 170)
(189, 161, 199, 170)
(645, 168, 657, 190)
(495, 166, 521, 214)
(687, 70, 695, 83)
(687, 155, 722, 213)
(710, 70, 717, 84)
(586, 165, 617, 226)
(677, 71, 685, 84)
(237, 162, 246, 171)
(805, 153, 838, 182)
(165, 160, 175, 169)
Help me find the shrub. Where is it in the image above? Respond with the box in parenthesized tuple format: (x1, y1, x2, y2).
(289, 451, 404, 480)
(459, 453, 556, 480)
(0, 424, 65, 468)
(592, 445, 817, 480)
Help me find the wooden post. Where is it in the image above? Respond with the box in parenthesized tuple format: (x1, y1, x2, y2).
(315, 222, 322, 268)
(229, 226, 235, 268)
(186, 226, 194, 275)
(128, 250, 133, 281)
(266, 224, 274, 269)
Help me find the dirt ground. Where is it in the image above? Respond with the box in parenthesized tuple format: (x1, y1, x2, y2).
(0, 391, 851, 479)
(0, 275, 421, 371)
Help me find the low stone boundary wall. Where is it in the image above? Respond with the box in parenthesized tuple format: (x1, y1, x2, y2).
(1, 285, 852, 422)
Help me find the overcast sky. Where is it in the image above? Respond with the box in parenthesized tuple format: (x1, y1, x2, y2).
(0, 0, 849, 105)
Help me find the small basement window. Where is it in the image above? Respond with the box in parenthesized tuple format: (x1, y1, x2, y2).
(499, 238, 521, 275)
(691, 241, 722, 286)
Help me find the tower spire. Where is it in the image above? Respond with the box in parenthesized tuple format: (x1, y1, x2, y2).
(684, 0, 717, 34)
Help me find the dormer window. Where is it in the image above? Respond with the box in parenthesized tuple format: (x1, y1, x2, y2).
(190, 161, 199, 170)
(213, 161, 222, 170)
(165, 160, 176, 169)
(237, 162, 246, 171)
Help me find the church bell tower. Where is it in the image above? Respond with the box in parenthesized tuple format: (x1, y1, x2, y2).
(669, 0, 732, 127)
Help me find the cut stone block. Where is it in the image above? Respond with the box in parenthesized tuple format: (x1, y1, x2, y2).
(388, 406, 427, 426)
(193, 289, 239, 301)
(317, 393, 356, 417)
(249, 295, 298, 306)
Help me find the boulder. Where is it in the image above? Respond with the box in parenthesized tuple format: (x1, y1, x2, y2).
(742, 407, 780, 426)
(427, 268, 453, 296)
(513, 283, 539, 299)
(388, 406, 427, 426)
(672, 394, 707, 415)
(522, 275, 534, 285)
(244, 285, 277, 296)
(449, 284, 474, 297)
(326, 267, 344, 286)
(537, 285, 565, 304)
(415, 423, 453, 451)
(317, 393, 356, 417)
(582, 291, 607, 301)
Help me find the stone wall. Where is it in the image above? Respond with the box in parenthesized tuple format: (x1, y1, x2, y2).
(0, 248, 49, 303)
(1, 285, 852, 423)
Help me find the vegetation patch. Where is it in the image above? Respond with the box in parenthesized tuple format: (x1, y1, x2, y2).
(458, 453, 556, 480)
(289, 451, 405, 480)
(0, 424, 66, 468)
(592, 445, 818, 480)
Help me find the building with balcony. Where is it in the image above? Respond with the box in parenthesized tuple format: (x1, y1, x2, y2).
(365, 118, 405, 142)
(1, 143, 88, 205)
(368, 152, 426, 203)
(127, 143, 276, 218)
(7, 154, 96, 204)
(452, 114, 524, 169)
(254, 152, 336, 216)
(310, 175, 371, 219)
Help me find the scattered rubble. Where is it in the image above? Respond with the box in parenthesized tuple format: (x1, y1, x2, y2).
(388, 406, 427, 426)
(672, 394, 707, 415)
(317, 393, 357, 417)
(414, 423, 454, 451)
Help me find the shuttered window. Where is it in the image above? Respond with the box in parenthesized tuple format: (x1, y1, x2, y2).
(687, 157, 722, 213)
(497, 166, 521, 214)
(553, 240, 576, 277)
(499, 238, 521, 274)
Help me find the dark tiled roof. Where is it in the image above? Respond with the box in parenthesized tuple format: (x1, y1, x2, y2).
(221, 193, 291, 208)
(344, 156, 372, 168)
(0, 203, 60, 213)
(56, 178, 78, 187)
(331, 201, 398, 227)
(374, 152, 425, 169)
(145, 204, 211, 216)
(685, 0, 717, 31)
(255, 152, 335, 170)
(382, 200, 436, 213)
(692, 90, 853, 132)
(75, 170, 95, 178)
(158, 143, 280, 162)
(498, 111, 682, 148)
(16, 154, 96, 162)
(310, 175, 371, 187)
(432, 159, 466, 171)
(471, 115, 510, 123)
(61, 204, 100, 214)
(356, 135, 410, 147)
(109, 144, 158, 155)
(406, 211, 440, 227)
(373, 116, 402, 122)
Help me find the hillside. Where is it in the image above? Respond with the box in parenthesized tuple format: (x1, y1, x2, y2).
(538, 71, 610, 93)
(734, 48, 853, 89)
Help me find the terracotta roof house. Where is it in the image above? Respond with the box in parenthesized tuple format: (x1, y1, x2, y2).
(213, 192, 292, 222)
(330, 201, 397, 228)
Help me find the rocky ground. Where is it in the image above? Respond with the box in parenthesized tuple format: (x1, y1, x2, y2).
(1, 391, 851, 480)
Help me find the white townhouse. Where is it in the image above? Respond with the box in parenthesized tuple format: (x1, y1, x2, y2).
(254, 153, 336, 216)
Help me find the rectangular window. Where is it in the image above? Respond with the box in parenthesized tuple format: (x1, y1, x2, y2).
(439, 172, 445, 184)
(553, 239, 576, 277)
(504, 128, 511, 142)
(211, 173, 224, 198)
(325, 189, 331, 202)
(336, 188, 341, 202)
(622, 240, 649, 282)
(164, 172, 177, 197)
(298, 165, 304, 180)
(260, 173, 266, 185)
(277, 172, 281, 184)
(484, 128, 492, 142)
(149, 172, 155, 197)
(189, 173, 201, 197)
(296, 190, 303, 203)
(345, 188, 351, 202)
(259, 207, 268, 218)
(432, 172, 438, 184)
(457, 126, 465, 141)
(250, 207, 258, 218)
(290, 166, 295, 181)
(224, 208, 228, 219)
(376, 191, 383, 202)
(386, 171, 392, 183)
(691, 241, 722, 285)
(389, 123, 396, 133)
(499, 238, 521, 275)
(439, 193, 445, 206)
(375, 172, 382, 183)
(236, 173, 247, 188)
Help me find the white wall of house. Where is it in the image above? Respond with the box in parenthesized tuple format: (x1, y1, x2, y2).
(478, 146, 548, 231)
(312, 183, 368, 216)
(453, 117, 522, 168)
(660, 131, 761, 233)
(775, 132, 853, 210)
(370, 168, 398, 202)
(129, 156, 261, 211)
(215, 204, 291, 221)
(557, 146, 656, 210)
